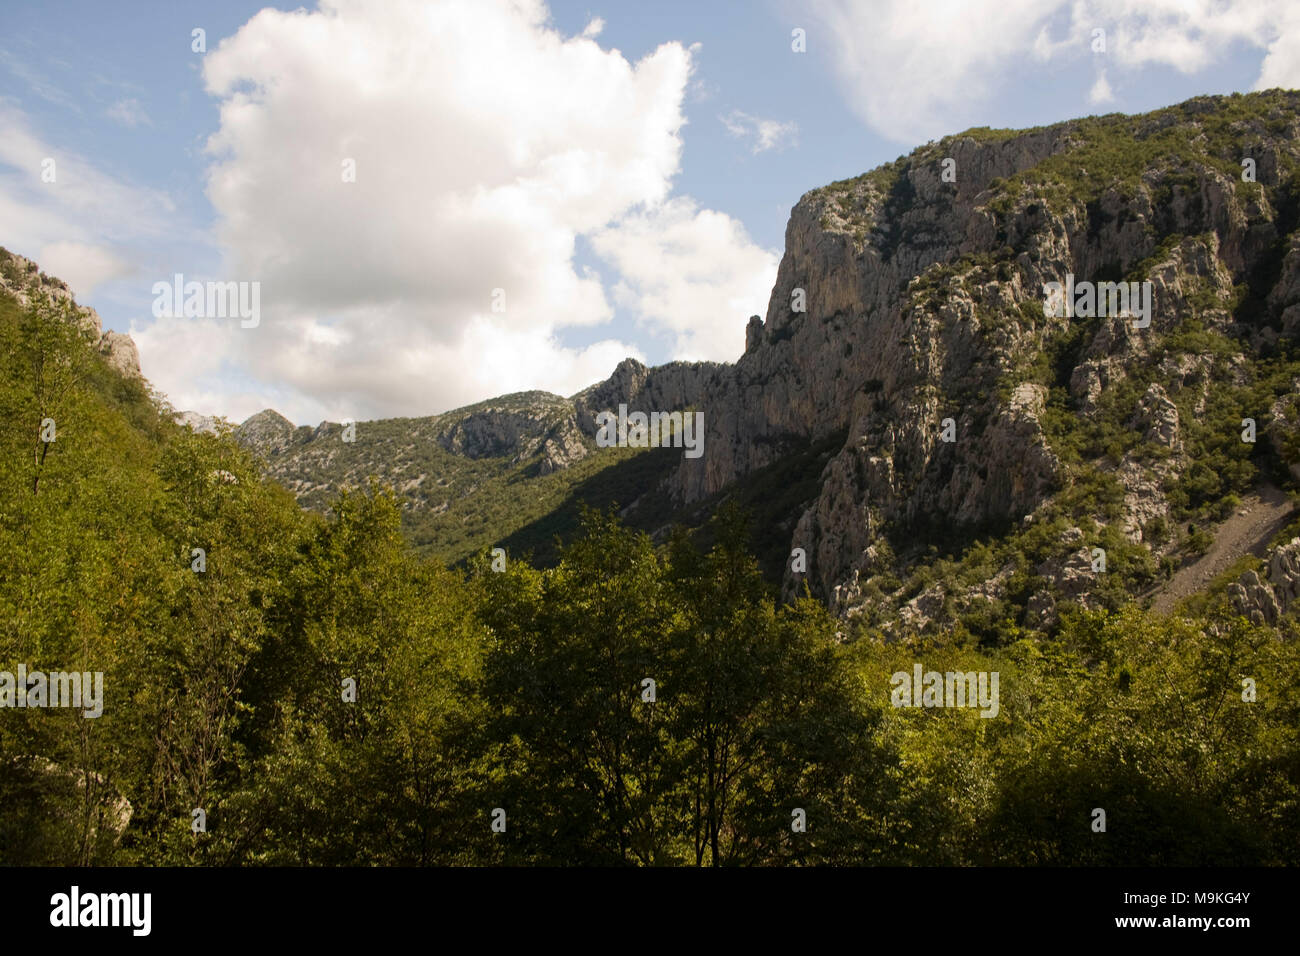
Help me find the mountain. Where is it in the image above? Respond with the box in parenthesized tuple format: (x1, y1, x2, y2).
(4, 92, 1300, 869)
(0, 248, 142, 379)
(663, 89, 1300, 633)
(228, 361, 721, 565)
(237, 90, 1300, 636)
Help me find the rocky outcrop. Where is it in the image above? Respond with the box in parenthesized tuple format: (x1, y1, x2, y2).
(1267, 233, 1300, 339)
(571, 358, 724, 437)
(1131, 384, 1181, 450)
(1266, 385, 1300, 481)
(1227, 537, 1300, 625)
(175, 411, 223, 435)
(1, 246, 143, 379)
(235, 409, 297, 458)
(538, 423, 588, 475)
(1270, 537, 1300, 615)
(98, 330, 141, 378)
(639, 92, 1300, 611)
(435, 392, 581, 464)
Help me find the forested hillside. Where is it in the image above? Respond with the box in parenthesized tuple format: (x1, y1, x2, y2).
(2, 281, 1298, 865)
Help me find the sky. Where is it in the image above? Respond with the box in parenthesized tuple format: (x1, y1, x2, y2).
(1, 0, 1297, 426)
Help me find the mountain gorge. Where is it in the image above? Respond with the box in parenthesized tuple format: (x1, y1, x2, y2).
(5, 90, 1300, 868)
(228, 90, 1300, 637)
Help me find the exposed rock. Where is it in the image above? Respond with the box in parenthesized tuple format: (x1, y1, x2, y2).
(1268, 537, 1300, 616)
(1227, 538, 1300, 624)
(1131, 383, 1181, 449)
(1266, 385, 1300, 481)
(1268, 233, 1300, 339)
(678, 94, 1300, 611)
(2, 246, 148, 379)
(1228, 569, 1281, 625)
(537, 420, 589, 475)
(898, 584, 946, 632)
(235, 409, 297, 458)
(0, 247, 101, 337)
(571, 358, 724, 438)
(175, 411, 223, 435)
(97, 330, 141, 378)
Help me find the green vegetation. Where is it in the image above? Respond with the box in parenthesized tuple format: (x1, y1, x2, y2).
(2, 290, 1298, 865)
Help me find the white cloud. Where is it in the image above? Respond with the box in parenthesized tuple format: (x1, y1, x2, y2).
(589, 197, 778, 362)
(132, 309, 643, 425)
(720, 110, 798, 154)
(105, 98, 151, 127)
(37, 240, 131, 296)
(806, 0, 1300, 143)
(0, 100, 175, 296)
(1257, 12, 1300, 89)
(582, 17, 605, 38)
(160, 0, 766, 423)
(1089, 69, 1115, 105)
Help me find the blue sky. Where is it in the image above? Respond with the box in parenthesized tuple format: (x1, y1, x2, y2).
(1, 0, 1296, 425)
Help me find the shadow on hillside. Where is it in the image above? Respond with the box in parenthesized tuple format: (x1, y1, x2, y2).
(494, 445, 682, 566)
(494, 429, 850, 585)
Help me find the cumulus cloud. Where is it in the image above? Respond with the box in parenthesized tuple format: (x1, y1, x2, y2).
(720, 110, 798, 153)
(589, 197, 778, 362)
(806, 0, 1300, 143)
(163, 0, 766, 423)
(38, 240, 132, 295)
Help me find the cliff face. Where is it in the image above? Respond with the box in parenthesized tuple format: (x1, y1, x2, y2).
(219, 93, 1299, 627)
(22, 92, 1292, 628)
(647, 92, 1300, 615)
(571, 358, 724, 437)
(0, 247, 142, 378)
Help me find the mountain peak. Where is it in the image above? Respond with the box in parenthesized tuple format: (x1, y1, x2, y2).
(236, 408, 297, 457)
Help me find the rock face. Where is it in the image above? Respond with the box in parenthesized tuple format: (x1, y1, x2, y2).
(98, 330, 141, 378)
(175, 411, 223, 435)
(435, 392, 587, 467)
(1270, 538, 1300, 616)
(1132, 384, 1181, 450)
(639, 91, 1300, 613)
(1266, 385, 1300, 481)
(235, 409, 297, 458)
(1228, 539, 1300, 625)
(571, 358, 724, 439)
(0, 246, 142, 378)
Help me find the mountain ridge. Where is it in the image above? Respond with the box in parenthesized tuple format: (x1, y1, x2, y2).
(226, 90, 1300, 635)
(12, 90, 1300, 635)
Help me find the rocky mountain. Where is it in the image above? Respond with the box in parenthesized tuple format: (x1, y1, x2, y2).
(647, 89, 1299, 634)
(174, 410, 222, 435)
(16, 91, 1298, 637)
(0, 247, 142, 379)
(225, 359, 727, 564)
(234, 91, 1299, 636)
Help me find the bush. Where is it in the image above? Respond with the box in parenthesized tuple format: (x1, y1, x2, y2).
(1188, 527, 1214, 554)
